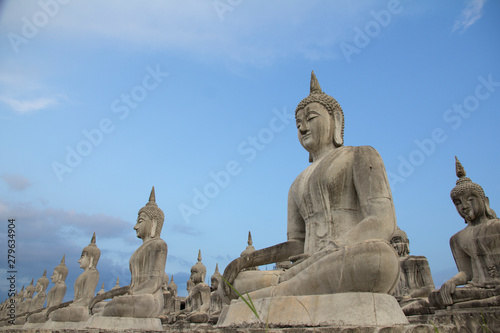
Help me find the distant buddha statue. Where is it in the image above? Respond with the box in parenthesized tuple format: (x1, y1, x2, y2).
(391, 227, 435, 315)
(49, 233, 100, 322)
(185, 250, 211, 323)
(209, 263, 223, 323)
(100, 187, 168, 318)
(27, 255, 68, 323)
(31, 270, 49, 312)
(168, 275, 177, 298)
(222, 71, 399, 301)
(18, 279, 35, 315)
(240, 232, 258, 271)
(429, 157, 500, 309)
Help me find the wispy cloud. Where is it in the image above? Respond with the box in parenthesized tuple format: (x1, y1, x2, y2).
(1, 173, 32, 191)
(451, 0, 487, 33)
(0, 96, 57, 114)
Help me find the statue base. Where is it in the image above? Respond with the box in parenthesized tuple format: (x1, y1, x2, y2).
(40, 319, 88, 330)
(85, 315, 163, 331)
(217, 292, 409, 327)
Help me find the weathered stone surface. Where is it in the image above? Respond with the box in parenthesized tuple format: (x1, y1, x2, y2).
(98, 187, 168, 319)
(390, 227, 435, 316)
(217, 293, 408, 328)
(85, 315, 163, 330)
(49, 233, 100, 323)
(429, 157, 500, 309)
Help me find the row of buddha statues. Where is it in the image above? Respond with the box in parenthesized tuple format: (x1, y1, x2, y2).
(1, 72, 499, 329)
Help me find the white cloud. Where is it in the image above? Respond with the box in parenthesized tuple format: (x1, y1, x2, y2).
(0, 96, 57, 114)
(1, 173, 32, 191)
(451, 0, 487, 33)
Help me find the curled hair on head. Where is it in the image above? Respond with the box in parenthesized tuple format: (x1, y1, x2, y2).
(138, 187, 165, 237)
(54, 255, 69, 280)
(82, 232, 101, 268)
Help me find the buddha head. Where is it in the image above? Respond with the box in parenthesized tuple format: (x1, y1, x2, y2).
(190, 250, 207, 285)
(211, 263, 222, 291)
(52, 255, 68, 283)
(79, 232, 100, 270)
(168, 275, 178, 297)
(391, 227, 410, 257)
(35, 270, 49, 293)
(135, 187, 165, 240)
(450, 157, 497, 224)
(296, 71, 344, 161)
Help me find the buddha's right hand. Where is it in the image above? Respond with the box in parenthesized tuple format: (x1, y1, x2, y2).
(222, 257, 243, 297)
(439, 280, 456, 306)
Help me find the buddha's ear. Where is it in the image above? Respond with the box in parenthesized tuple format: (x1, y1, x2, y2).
(151, 219, 157, 238)
(89, 257, 94, 269)
(333, 111, 344, 147)
(484, 196, 498, 219)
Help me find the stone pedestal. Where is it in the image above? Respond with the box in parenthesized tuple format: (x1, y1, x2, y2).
(40, 319, 87, 330)
(217, 292, 409, 328)
(85, 315, 163, 331)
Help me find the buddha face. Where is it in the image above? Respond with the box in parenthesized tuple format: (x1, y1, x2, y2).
(390, 236, 409, 257)
(78, 252, 91, 270)
(296, 102, 335, 154)
(453, 191, 486, 223)
(191, 267, 204, 284)
(134, 212, 153, 239)
(50, 270, 60, 283)
(211, 276, 220, 290)
(35, 282, 42, 293)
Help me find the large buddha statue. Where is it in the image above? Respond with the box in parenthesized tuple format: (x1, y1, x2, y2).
(26, 256, 67, 323)
(391, 227, 435, 315)
(49, 233, 100, 322)
(100, 187, 168, 318)
(223, 71, 399, 299)
(429, 157, 500, 309)
(219, 72, 404, 327)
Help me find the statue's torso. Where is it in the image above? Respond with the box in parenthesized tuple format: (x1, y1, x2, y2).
(129, 238, 167, 294)
(290, 146, 369, 254)
(451, 218, 500, 287)
(73, 269, 99, 306)
(46, 282, 66, 308)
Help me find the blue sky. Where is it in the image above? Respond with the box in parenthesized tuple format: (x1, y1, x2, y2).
(0, 0, 499, 301)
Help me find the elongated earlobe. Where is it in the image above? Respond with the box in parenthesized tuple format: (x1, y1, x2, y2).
(333, 111, 344, 147)
(151, 219, 157, 238)
(89, 257, 94, 269)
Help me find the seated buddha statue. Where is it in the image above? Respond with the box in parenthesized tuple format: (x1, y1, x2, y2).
(49, 233, 100, 322)
(26, 256, 68, 323)
(185, 250, 211, 323)
(429, 157, 500, 309)
(222, 71, 399, 301)
(30, 270, 49, 312)
(100, 187, 168, 318)
(391, 227, 435, 315)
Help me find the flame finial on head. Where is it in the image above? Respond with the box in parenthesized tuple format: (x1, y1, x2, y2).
(248, 231, 253, 246)
(455, 156, 466, 179)
(310, 70, 322, 94)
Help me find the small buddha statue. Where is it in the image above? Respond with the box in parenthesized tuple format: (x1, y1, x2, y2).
(185, 250, 211, 323)
(18, 279, 35, 315)
(100, 187, 168, 318)
(27, 255, 68, 323)
(30, 270, 49, 312)
(208, 263, 223, 323)
(49, 233, 100, 322)
(168, 275, 178, 298)
(429, 157, 500, 309)
(240, 232, 258, 271)
(391, 227, 435, 315)
(222, 71, 399, 301)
